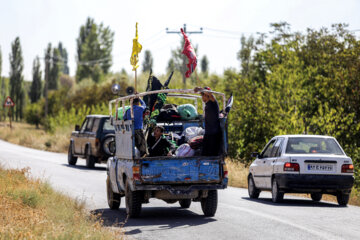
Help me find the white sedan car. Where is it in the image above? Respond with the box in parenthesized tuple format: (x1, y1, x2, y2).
(248, 135, 354, 206)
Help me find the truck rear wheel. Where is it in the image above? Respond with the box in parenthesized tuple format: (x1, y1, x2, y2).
(125, 180, 142, 218)
(201, 190, 218, 217)
(86, 147, 96, 168)
(68, 144, 77, 165)
(106, 176, 120, 210)
(179, 199, 191, 208)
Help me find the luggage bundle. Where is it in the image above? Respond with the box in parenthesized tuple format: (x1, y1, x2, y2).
(177, 104, 198, 120)
(156, 104, 181, 122)
(175, 143, 195, 157)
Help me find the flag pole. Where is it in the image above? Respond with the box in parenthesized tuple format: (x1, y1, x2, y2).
(135, 69, 137, 92)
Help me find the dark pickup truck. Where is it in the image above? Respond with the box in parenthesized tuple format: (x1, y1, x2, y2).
(68, 115, 115, 168)
(106, 89, 229, 218)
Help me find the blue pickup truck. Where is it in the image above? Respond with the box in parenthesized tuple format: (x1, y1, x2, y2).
(106, 89, 229, 218)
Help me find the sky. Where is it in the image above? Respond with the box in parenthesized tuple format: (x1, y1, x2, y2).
(0, 0, 359, 81)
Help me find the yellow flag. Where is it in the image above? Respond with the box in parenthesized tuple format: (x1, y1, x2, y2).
(130, 22, 142, 71)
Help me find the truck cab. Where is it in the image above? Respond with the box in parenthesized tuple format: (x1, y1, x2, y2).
(106, 89, 230, 217)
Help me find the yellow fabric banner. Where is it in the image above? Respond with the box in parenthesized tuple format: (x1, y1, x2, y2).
(130, 22, 142, 71)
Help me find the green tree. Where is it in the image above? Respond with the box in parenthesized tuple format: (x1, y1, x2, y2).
(49, 47, 60, 90)
(0, 46, 2, 78)
(142, 50, 153, 72)
(9, 37, 25, 121)
(30, 56, 42, 103)
(76, 17, 114, 82)
(58, 42, 69, 75)
(200, 55, 209, 74)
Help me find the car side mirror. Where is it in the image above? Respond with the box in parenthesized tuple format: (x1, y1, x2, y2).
(251, 152, 260, 158)
(75, 125, 80, 131)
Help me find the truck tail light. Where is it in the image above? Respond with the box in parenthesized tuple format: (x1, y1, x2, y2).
(341, 164, 354, 173)
(132, 166, 140, 180)
(95, 138, 100, 147)
(223, 164, 228, 178)
(284, 162, 299, 172)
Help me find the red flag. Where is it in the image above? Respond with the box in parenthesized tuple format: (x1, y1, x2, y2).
(181, 28, 197, 78)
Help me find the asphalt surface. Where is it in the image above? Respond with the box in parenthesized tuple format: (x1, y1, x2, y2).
(1, 139, 360, 240)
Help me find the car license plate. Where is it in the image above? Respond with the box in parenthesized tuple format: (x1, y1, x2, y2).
(307, 164, 334, 172)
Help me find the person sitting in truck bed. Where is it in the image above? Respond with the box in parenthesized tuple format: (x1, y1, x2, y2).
(124, 97, 148, 157)
(147, 126, 176, 157)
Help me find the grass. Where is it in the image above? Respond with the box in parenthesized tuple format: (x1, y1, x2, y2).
(0, 165, 124, 239)
(0, 121, 71, 153)
(226, 159, 360, 206)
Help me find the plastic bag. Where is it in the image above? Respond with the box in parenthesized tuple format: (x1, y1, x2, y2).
(175, 143, 195, 157)
(114, 106, 130, 120)
(183, 126, 204, 142)
(177, 104, 198, 120)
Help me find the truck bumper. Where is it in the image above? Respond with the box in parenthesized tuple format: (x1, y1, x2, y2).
(134, 180, 228, 195)
(275, 174, 354, 194)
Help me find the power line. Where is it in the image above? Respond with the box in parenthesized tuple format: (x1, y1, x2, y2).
(166, 24, 203, 35)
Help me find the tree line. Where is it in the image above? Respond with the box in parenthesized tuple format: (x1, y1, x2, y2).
(0, 17, 210, 122)
(0, 20, 359, 187)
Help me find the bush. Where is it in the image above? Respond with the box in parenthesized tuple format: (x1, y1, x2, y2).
(24, 103, 43, 129)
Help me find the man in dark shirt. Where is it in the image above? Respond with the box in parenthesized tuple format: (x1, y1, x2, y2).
(194, 86, 222, 156)
(147, 126, 176, 157)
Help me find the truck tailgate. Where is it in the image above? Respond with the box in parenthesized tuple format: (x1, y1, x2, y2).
(140, 157, 222, 184)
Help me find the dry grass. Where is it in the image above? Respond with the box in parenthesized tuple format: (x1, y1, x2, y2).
(0, 165, 124, 239)
(226, 159, 249, 188)
(0, 121, 71, 153)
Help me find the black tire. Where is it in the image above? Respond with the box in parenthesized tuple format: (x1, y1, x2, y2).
(102, 136, 115, 156)
(201, 190, 218, 217)
(179, 199, 191, 208)
(125, 180, 143, 218)
(248, 175, 260, 199)
(271, 178, 284, 203)
(68, 143, 77, 165)
(311, 193, 322, 202)
(337, 192, 350, 206)
(86, 147, 96, 168)
(106, 176, 121, 210)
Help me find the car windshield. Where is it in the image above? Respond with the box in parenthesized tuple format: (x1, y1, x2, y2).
(103, 119, 115, 131)
(285, 137, 344, 155)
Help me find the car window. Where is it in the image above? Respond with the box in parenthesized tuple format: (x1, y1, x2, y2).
(92, 118, 101, 132)
(273, 138, 285, 157)
(103, 119, 115, 131)
(85, 118, 94, 132)
(285, 137, 344, 155)
(261, 139, 276, 158)
(80, 119, 88, 132)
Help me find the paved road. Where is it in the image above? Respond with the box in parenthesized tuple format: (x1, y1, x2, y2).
(1, 139, 360, 240)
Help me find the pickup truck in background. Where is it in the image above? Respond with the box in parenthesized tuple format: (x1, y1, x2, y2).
(68, 115, 115, 168)
(106, 89, 229, 218)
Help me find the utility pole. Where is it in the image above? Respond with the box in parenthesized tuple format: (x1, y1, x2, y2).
(166, 24, 202, 88)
